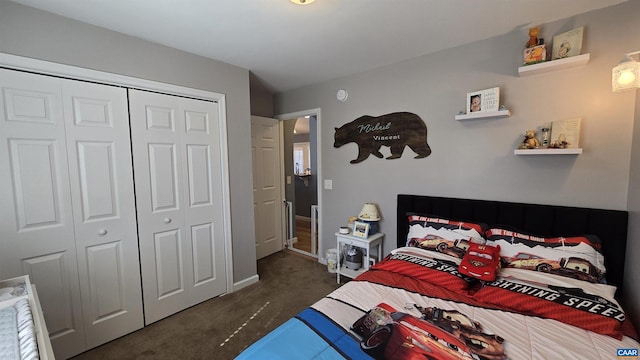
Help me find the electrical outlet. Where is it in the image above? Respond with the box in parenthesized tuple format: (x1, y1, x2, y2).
(324, 179, 332, 189)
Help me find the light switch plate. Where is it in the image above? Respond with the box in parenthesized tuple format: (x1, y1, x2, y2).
(324, 179, 332, 189)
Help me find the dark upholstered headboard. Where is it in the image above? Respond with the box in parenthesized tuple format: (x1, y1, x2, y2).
(397, 194, 629, 297)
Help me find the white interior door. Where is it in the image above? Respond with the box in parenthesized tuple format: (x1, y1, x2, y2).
(60, 79, 144, 348)
(0, 69, 143, 358)
(251, 116, 284, 259)
(129, 89, 227, 325)
(0, 69, 86, 358)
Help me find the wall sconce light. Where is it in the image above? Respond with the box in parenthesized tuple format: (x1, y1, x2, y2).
(290, 0, 315, 4)
(612, 51, 640, 92)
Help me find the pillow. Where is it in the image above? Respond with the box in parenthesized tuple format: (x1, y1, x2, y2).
(406, 214, 486, 260)
(499, 267, 617, 302)
(485, 227, 606, 283)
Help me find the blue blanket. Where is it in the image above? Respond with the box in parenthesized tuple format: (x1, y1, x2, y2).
(236, 308, 372, 359)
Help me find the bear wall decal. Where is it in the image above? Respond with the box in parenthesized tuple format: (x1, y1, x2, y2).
(333, 112, 431, 163)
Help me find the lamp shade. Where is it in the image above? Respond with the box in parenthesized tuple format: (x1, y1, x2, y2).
(358, 203, 380, 221)
(612, 53, 640, 92)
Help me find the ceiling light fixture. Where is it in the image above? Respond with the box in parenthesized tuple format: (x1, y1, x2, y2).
(612, 51, 640, 92)
(290, 0, 315, 5)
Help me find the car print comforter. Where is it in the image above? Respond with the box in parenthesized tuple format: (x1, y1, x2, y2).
(237, 247, 639, 359)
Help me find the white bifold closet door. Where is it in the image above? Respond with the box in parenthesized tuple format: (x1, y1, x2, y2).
(0, 69, 144, 359)
(128, 89, 227, 325)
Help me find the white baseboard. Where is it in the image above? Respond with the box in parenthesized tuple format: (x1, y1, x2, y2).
(233, 274, 259, 292)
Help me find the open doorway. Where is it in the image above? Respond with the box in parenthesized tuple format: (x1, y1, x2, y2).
(278, 109, 321, 258)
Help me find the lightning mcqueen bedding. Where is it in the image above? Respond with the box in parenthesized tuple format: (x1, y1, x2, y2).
(237, 247, 639, 359)
(237, 196, 639, 359)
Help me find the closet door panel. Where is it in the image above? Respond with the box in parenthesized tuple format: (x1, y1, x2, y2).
(187, 144, 212, 206)
(8, 139, 63, 229)
(61, 79, 144, 349)
(149, 143, 180, 211)
(23, 252, 78, 336)
(192, 223, 215, 284)
(84, 241, 127, 315)
(181, 98, 226, 300)
(75, 141, 118, 220)
(130, 90, 226, 325)
(0, 69, 86, 359)
(187, 144, 216, 285)
(154, 229, 184, 298)
(3, 87, 55, 123)
(130, 90, 189, 324)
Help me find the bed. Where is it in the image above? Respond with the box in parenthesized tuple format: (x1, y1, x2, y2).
(237, 194, 639, 359)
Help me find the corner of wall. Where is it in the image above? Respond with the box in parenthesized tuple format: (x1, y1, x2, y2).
(624, 88, 640, 331)
(233, 274, 260, 292)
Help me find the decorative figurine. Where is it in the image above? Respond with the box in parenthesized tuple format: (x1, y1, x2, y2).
(549, 134, 569, 149)
(541, 123, 550, 147)
(526, 27, 543, 48)
(557, 134, 568, 148)
(523, 27, 546, 65)
(519, 130, 541, 149)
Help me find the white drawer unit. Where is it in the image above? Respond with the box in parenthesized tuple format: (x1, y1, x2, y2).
(335, 232, 383, 283)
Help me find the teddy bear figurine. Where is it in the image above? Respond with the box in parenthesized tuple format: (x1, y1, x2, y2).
(526, 27, 543, 48)
(519, 130, 541, 149)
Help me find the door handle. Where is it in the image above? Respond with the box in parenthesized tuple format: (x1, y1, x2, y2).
(164, 218, 172, 224)
(98, 229, 108, 236)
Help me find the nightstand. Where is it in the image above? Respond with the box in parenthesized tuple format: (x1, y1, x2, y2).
(335, 232, 384, 283)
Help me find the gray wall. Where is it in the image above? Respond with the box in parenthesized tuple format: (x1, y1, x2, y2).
(249, 72, 275, 117)
(0, 1, 257, 284)
(625, 88, 640, 330)
(276, 1, 639, 327)
(283, 119, 296, 222)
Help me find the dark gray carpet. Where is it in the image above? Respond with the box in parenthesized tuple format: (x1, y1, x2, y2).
(71, 250, 341, 359)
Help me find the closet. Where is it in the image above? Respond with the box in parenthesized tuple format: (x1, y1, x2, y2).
(0, 58, 230, 358)
(0, 69, 143, 358)
(129, 90, 228, 325)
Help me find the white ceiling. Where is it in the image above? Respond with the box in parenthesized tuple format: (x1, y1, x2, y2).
(10, 0, 626, 93)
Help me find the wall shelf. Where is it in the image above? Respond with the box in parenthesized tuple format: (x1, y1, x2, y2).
(455, 109, 511, 121)
(518, 54, 590, 76)
(514, 148, 583, 155)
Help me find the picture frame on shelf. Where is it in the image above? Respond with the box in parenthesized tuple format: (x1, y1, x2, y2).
(552, 26, 584, 60)
(550, 117, 581, 149)
(352, 221, 370, 238)
(466, 87, 500, 113)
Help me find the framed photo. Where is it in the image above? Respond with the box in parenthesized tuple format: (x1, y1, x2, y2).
(550, 118, 581, 149)
(466, 87, 500, 113)
(552, 26, 583, 60)
(352, 221, 370, 238)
